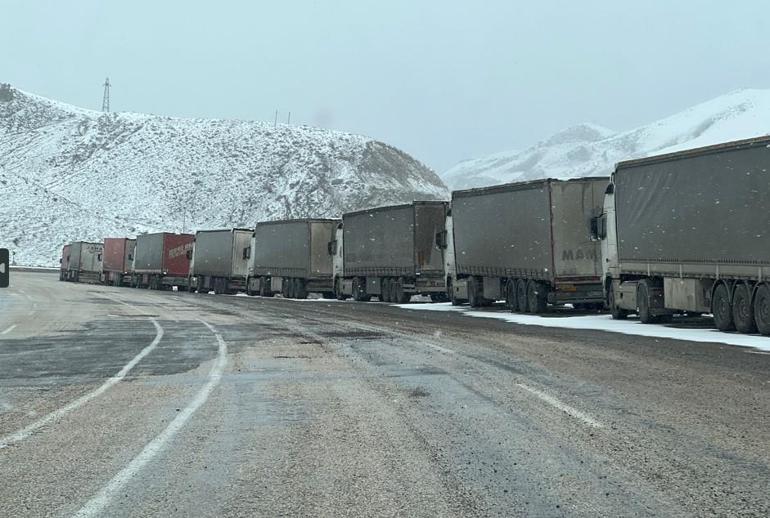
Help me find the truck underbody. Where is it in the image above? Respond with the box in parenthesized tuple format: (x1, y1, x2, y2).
(451, 274, 604, 312)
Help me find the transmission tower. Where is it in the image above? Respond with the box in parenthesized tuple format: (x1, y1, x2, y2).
(101, 77, 111, 112)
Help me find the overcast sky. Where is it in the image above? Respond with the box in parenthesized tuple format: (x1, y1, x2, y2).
(3, 0, 770, 172)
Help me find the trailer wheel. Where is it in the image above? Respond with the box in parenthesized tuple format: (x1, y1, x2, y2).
(516, 279, 528, 313)
(527, 280, 547, 314)
(393, 279, 410, 304)
(335, 278, 347, 301)
(637, 280, 659, 324)
(260, 278, 274, 297)
(295, 278, 308, 300)
(505, 279, 518, 312)
(732, 283, 757, 334)
(353, 278, 369, 302)
(381, 278, 392, 302)
(712, 283, 735, 331)
(467, 277, 483, 308)
(282, 278, 292, 298)
(754, 284, 770, 336)
(608, 287, 628, 320)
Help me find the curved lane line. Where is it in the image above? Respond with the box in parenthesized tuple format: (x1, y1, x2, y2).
(1, 324, 17, 335)
(73, 320, 228, 518)
(0, 319, 164, 449)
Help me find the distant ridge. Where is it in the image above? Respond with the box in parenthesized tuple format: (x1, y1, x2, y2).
(443, 89, 770, 189)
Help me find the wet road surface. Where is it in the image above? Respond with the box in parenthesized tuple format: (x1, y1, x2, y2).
(1, 272, 768, 517)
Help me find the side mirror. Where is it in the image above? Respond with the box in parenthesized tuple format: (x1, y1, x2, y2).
(97, 254, 103, 261)
(128, 253, 133, 261)
(185, 250, 193, 260)
(243, 246, 251, 259)
(435, 230, 448, 249)
(327, 240, 338, 255)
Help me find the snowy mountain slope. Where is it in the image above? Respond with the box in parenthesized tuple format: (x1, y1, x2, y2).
(0, 85, 448, 266)
(443, 89, 770, 189)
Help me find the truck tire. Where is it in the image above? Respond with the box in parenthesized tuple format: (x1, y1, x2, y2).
(258, 278, 268, 297)
(467, 277, 483, 308)
(732, 283, 756, 334)
(381, 278, 392, 302)
(712, 283, 735, 331)
(335, 278, 347, 301)
(447, 279, 461, 306)
(608, 287, 628, 320)
(754, 284, 770, 336)
(282, 278, 292, 298)
(353, 278, 369, 302)
(527, 280, 547, 314)
(516, 279, 528, 313)
(637, 281, 657, 324)
(295, 279, 308, 300)
(505, 279, 518, 312)
(394, 279, 410, 304)
(430, 292, 448, 303)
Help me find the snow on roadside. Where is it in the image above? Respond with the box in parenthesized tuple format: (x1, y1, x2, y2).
(394, 303, 770, 352)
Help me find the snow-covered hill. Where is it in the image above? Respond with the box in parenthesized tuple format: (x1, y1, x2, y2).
(443, 89, 770, 189)
(0, 84, 447, 266)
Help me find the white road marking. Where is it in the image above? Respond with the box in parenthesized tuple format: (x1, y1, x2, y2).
(0, 319, 164, 449)
(516, 383, 604, 429)
(425, 342, 455, 355)
(73, 320, 228, 518)
(1, 324, 17, 335)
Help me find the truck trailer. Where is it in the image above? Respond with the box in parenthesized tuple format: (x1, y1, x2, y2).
(247, 219, 338, 298)
(63, 241, 104, 284)
(594, 136, 770, 335)
(132, 232, 194, 290)
(191, 228, 252, 294)
(102, 238, 136, 287)
(449, 178, 607, 312)
(332, 201, 449, 302)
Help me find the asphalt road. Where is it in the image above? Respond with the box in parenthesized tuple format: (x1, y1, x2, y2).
(0, 272, 768, 517)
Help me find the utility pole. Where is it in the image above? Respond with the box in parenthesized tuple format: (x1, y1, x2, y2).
(274, 109, 278, 128)
(287, 111, 291, 125)
(101, 77, 111, 112)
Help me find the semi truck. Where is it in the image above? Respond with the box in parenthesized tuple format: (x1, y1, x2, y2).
(62, 241, 104, 283)
(593, 136, 770, 336)
(247, 219, 338, 298)
(332, 201, 449, 302)
(132, 232, 194, 290)
(448, 178, 607, 312)
(191, 228, 252, 294)
(59, 244, 70, 281)
(102, 238, 136, 287)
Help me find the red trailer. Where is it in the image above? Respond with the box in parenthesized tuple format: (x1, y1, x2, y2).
(59, 244, 70, 281)
(102, 238, 136, 286)
(133, 232, 194, 289)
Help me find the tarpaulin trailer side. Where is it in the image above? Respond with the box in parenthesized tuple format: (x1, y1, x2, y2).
(450, 177, 607, 311)
(248, 219, 338, 298)
(337, 201, 449, 302)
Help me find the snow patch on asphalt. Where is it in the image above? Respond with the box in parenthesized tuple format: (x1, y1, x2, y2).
(394, 303, 770, 352)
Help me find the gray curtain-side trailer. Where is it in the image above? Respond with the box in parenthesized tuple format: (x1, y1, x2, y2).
(333, 201, 449, 302)
(594, 136, 770, 335)
(247, 219, 338, 298)
(450, 177, 607, 312)
(64, 241, 104, 284)
(191, 228, 252, 294)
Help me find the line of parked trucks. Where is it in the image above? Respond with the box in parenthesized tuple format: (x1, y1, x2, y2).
(60, 136, 770, 336)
